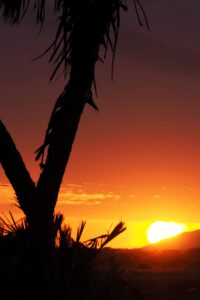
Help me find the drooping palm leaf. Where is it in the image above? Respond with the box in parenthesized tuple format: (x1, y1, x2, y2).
(47, 0, 130, 81)
(0, 0, 148, 80)
(0, 0, 30, 23)
(76, 220, 86, 243)
(48, 0, 148, 81)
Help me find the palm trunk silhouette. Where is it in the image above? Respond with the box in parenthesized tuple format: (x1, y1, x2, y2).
(0, 121, 36, 217)
(32, 10, 104, 240)
(36, 62, 96, 214)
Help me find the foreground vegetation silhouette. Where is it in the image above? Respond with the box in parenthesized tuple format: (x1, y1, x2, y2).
(0, 0, 148, 299)
(0, 213, 128, 299)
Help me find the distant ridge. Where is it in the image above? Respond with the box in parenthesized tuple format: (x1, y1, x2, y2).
(143, 229, 200, 250)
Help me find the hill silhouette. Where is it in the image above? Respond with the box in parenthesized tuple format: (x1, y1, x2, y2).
(144, 229, 200, 250)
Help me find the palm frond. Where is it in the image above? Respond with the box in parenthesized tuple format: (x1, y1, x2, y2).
(83, 221, 126, 250)
(53, 214, 126, 251)
(42, 0, 129, 81)
(0, 0, 30, 23)
(100, 221, 126, 249)
(33, 0, 148, 82)
(0, 0, 148, 81)
(34, 0, 45, 23)
(133, 0, 149, 29)
(0, 211, 27, 235)
(76, 220, 86, 243)
(89, 221, 125, 250)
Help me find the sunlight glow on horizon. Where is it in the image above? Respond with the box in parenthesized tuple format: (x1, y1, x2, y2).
(147, 221, 185, 244)
(1, 183, 200, 248)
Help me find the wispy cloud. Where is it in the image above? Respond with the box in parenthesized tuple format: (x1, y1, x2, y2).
(66, 183, 82, 188)
(129, 194, 136, 199)
(0, 183, 122, 207)
(60, 199, 101, 206)
(59, 188, 121, 206)
(153, 194, 161, 199)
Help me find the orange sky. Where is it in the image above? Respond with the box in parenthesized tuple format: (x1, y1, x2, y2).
(1, 1, 200, 247)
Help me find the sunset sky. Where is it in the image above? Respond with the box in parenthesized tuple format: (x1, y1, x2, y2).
(1, 1, 200, 248)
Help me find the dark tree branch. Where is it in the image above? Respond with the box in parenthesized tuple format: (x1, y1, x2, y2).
(35, 3, 113, 216)
(0, 120, 36, 218)
(36, 83, 86, 215)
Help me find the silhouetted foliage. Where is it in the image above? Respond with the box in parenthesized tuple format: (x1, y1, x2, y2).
(0, 213, 128, 299)
(0, 0, 149, 80)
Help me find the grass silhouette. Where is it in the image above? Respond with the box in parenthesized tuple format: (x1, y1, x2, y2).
(0, 212, 141, 300)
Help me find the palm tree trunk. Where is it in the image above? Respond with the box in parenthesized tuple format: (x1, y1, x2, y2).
(36, 83, 86, 216)
(28, 69, 93, 299)
(0, 120, 36, 218)
(28, 13, 103, 294)
(35, 8, 99, 217)
(31, 56, 95, 297)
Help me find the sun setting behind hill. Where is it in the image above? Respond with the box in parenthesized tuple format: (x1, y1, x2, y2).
(1, 182, 200, 248)
(144, 228, 200, 250)
(147, 221, 185, 243)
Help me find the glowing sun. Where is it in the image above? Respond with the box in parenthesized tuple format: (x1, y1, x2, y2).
(147, 221, 185, 244)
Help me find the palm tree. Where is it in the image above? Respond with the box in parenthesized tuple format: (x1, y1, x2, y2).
(0, 0, 148, 299)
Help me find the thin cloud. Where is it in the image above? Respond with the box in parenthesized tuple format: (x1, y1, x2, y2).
(58, 187, 121, 206)
(66, 183, 83, 188)
(0, 184, 121, 207)
(60, 200, 101, 206)
(129, 194, 136, 199)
